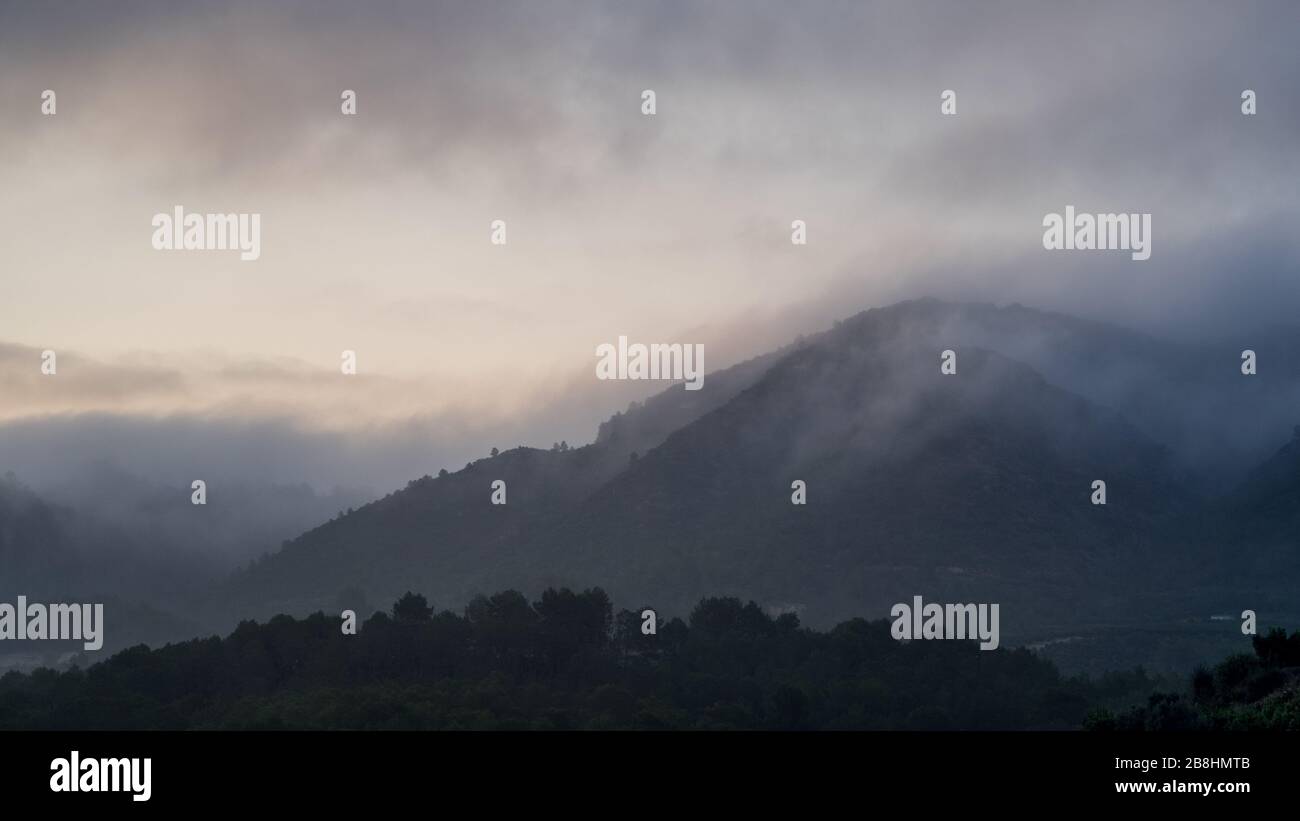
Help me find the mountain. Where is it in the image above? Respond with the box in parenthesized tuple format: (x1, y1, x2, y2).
(0, 473, 202, 602)
(0, 468, 373, 667)
(526, 330, 1200, 630)
(1215, 431, 1300, 598)
(0, 474, 208, 668)
(221, 299, 1284, 647)
(0, 474, 85, 599)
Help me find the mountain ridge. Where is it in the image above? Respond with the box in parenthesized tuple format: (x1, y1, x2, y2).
(219, 299, 1266, 639)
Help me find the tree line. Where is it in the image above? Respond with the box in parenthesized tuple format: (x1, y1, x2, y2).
(0, 587, 1165, 729)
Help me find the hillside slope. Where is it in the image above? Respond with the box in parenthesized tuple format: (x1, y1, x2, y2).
(222, 301, 1232, 637)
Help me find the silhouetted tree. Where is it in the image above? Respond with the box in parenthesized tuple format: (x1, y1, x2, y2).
(392, 591, 432, 622)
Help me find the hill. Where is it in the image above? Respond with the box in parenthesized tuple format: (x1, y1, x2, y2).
(221, 300, 1235, 643)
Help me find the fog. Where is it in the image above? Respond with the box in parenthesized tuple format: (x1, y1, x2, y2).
(0, 0, 1297, 572)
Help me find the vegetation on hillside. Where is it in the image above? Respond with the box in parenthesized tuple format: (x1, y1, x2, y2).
(1086, 628, 1300, 730)
(0, 587, 1160, 730)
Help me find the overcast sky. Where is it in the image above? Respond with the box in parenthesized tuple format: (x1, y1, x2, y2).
(1, 0, 1297, 493)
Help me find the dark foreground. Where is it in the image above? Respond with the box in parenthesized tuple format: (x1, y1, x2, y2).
(3, 588, 1297, 731)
